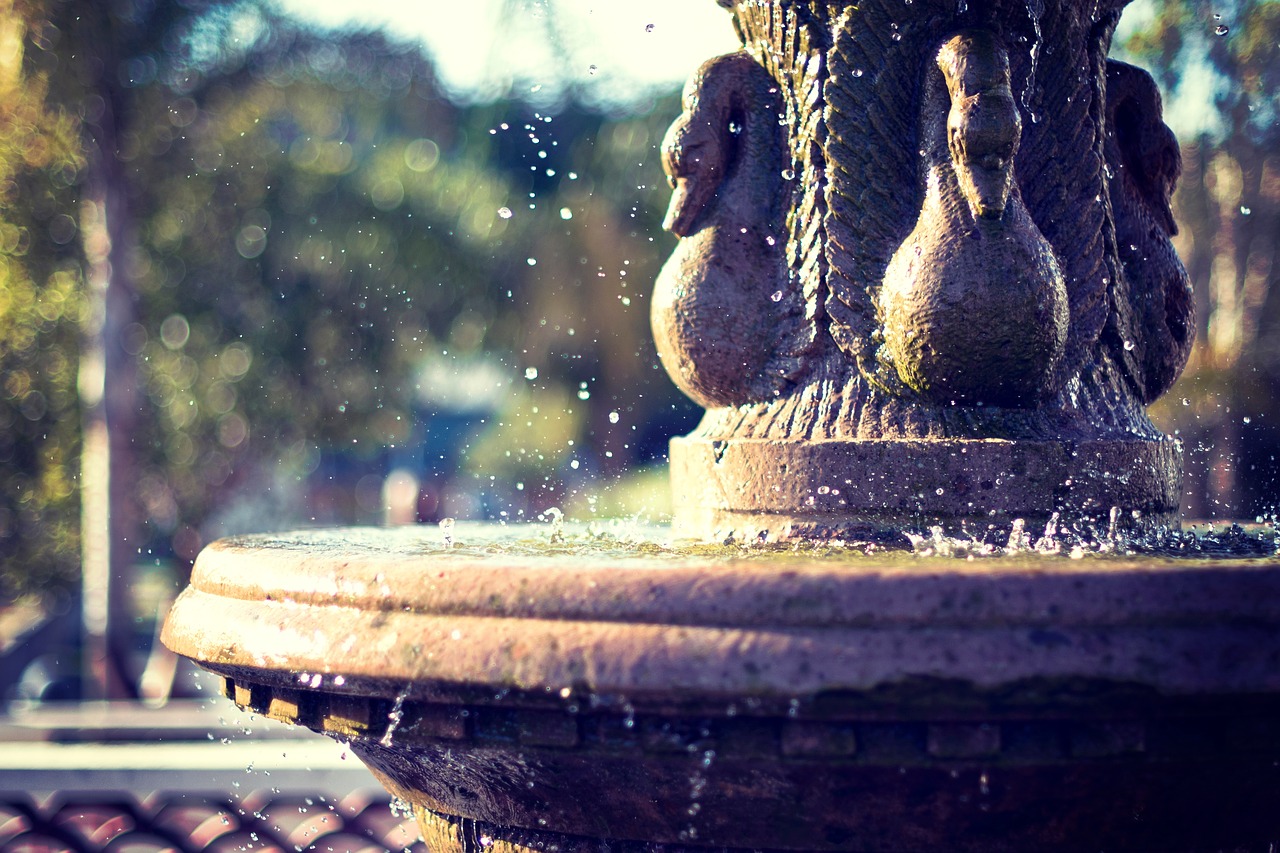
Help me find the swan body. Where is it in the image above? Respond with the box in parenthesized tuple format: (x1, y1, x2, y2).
(880, 30, 1068, 407)
(651, 52, 792, 409)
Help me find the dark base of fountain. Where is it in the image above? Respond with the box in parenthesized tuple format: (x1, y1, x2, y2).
(162, 528, 1280, 852)
(214, 670, 1280, 852)
(670, 437, 1183, 543)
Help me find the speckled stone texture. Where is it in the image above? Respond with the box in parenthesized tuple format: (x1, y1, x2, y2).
(162, 529, 1280, 851)
(669, 435, 1183, 542)
(653, 0, 1194, 540)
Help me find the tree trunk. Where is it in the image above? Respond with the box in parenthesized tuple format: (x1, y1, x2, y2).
(72, 6, 143, 701)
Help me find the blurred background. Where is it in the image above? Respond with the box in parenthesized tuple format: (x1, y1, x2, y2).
(0, 0, 1276, 704)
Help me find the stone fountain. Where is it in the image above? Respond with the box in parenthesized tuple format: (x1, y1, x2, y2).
(163, 1, 1280, 850)
(652, 0, 1192, 543)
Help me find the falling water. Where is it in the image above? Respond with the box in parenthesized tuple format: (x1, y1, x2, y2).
(380, 685, 411, 747)
(1018, 0, 1045, 124)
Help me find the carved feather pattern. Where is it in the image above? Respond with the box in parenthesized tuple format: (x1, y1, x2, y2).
(687, 0, 1167, 444)
(823, 2, 950, 379)
(1006, 0, 1112, 387)
(731, 0, 828, 379)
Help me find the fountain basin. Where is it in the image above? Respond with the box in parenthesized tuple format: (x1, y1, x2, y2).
(162, 526, 1280, 851)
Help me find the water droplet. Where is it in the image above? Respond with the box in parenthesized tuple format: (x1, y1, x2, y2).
(1241, 205, 1251, 215)
(770, 290, 784, 302)
(1243, 416, 1252, 424)
(1214, 24, 1229, 35)
(1182, 398, 1190, 406)
(587, 65, 598, 76)
(936, 488, 944, 495)
(527, 257, 537, 266)
(645, 23, 655, 33)
(380, 687, 410, 746)
(891, 32, 902, 41)
(524, 367, 539, 380)
(781, 168, 795, 180)
(560, 207, 573, 220)
(439, 517, 455, 548)
(497, 207, 513, 219)
(1123, 340, 1135, 351)
(608, 410, 620, 424)
(853, 68, 864, 78)
(577, 382, 590, 400)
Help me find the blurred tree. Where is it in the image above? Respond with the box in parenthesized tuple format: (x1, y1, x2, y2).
(1118, 0, 1280, 518)
(4, 0, 694, 697)
(47, 1, 689, 556)
(47, 0, 255, 698)
(0, 0, 85, 601)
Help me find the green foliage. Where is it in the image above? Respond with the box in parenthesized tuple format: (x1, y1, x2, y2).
(1117, 0, 1279, 143)
(84, 12, 688, 551)
(0, 3, 86, 600)
(2, 0, 690, 591)
(1117, 0, 1280, 515)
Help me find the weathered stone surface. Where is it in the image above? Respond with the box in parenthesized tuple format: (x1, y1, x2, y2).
(653, 0, 1193, 536)
(670, 435, 1182, 541)
(161, 528, 1280, 851)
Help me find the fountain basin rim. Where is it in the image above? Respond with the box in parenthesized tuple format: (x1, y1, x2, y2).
(183, 528, 1280, 628)
(164, 586, 1280, 702)
(161, 527, 1280, 704)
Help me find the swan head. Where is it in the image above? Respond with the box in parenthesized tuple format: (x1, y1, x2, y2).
(937, 30, 1021, 220)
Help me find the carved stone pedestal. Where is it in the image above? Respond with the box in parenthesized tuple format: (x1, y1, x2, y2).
(670, 436, 1183, 542)
(653, 0, 1194, 539)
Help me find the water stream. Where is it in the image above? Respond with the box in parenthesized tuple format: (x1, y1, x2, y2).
(239, 515, 1279, 569)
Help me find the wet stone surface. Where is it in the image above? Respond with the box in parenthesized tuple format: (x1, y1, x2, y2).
(163, 523, 1280, 851)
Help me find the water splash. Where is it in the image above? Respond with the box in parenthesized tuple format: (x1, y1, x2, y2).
(380, 685, 411, 747)
(252, 518, 1277, 567)
(542, 506, 565, 544)
(1033, 512, 1062, 554)
(1006, 518, 1032, 553)
(680, 747, 716, 842)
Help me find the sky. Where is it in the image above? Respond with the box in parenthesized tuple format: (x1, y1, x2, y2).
(270, 0, 1215, 135)
(270, 0, 742, 106)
